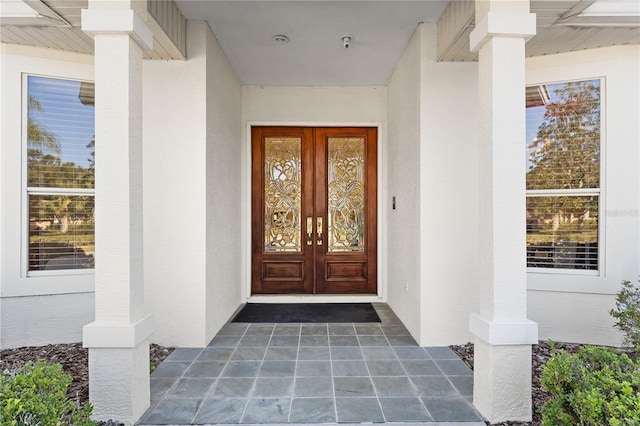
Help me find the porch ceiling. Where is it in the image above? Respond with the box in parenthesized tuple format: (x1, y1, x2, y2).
(1, 0, 638, 85)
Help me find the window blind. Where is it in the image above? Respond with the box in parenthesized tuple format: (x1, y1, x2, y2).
(26, 76, 95, 272)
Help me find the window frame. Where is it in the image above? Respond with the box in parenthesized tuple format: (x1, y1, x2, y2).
(525, 76, 606, 276)
(21, 73, 96, 278)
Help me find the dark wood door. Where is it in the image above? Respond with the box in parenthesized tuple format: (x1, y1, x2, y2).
(251, 126, 377, 294)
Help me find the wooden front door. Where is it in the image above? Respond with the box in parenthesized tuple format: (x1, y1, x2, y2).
(251, 126, 377, 294)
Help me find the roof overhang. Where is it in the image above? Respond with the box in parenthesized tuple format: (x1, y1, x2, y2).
(0, 0, 70, 27)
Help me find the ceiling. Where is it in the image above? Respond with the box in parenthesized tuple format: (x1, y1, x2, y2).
(1, 0, 639, 86)
(175, 1, 449, 86)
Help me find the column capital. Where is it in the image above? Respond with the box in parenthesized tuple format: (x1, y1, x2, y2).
(470, 11, 536, 52)
(470, 313, 538, 345)
(81, 9, 153, 52)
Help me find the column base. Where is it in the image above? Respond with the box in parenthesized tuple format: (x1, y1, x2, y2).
(88, 340, 151, 426)
(472, 337, 533, 423)
(83, 316, 154, 425)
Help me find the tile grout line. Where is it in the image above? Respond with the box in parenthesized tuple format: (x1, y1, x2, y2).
(357, 323, 387, 424)
(286, 323, 303, 423)
(328, 322, 338, 423)
(153, 346, 206, 424)
(240, 323, 277, 424)
(190, 324, 249, 424)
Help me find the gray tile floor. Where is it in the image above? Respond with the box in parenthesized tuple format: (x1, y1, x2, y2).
(139, 303, 484, 425)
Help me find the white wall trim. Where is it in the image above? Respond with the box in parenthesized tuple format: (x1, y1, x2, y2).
(469, 313, 538, 345)
(83, 314, 153, 348)
(244, 121, 385, 302)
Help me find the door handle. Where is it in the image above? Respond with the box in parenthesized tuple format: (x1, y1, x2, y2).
(306, 217, 313, 245)
(317, 217, 323, 245)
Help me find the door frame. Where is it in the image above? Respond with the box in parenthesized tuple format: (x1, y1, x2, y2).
(244, 121, 385, 303)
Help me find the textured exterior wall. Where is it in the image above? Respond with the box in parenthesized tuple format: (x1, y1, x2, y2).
(1, 293, 94, 348)
(387, 24, 480, 346)
(143, 21, 209, 347)
(529, 290, 622, 346)
(386, 24, 423, 340)
(418, 24, 480, 345)
(204, 23, 244, 342)
(143, 21, 243, 347)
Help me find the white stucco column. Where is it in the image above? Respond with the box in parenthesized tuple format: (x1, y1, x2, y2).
(469, 0, 538, 422)
(81, 1, 153, 424)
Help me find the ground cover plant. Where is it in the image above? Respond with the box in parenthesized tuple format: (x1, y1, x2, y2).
(541, 344, 640, 425)
(536, 279, 640, 425)
(0, 344, 172, 426)
(0, 361, 96, 426)
(610, 279, 640, 350)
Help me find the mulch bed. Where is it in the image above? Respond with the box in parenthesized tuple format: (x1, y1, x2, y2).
(0, 343, 174, 406)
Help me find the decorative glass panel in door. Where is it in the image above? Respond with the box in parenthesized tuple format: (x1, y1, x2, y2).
(264, 137, 302, 252)
(327, 137, 366, 253)
(252, 126, 376, 295)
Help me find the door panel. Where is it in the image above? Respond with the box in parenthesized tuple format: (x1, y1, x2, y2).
(252, 127, 313, 294)
(251, 126, 376, 294)
(314, 128, 377, 294)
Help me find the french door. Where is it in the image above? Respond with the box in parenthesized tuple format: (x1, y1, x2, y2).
(251, 126, 377, 294)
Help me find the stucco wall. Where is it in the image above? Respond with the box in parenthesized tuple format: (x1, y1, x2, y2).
(0, 46, 95, 349)
(1, 293, 94, 349)
(143, 22, 209, 347)
(386, 24, 423, 340)
(143, 21, 243, 347)
(525, 46, 640, 346)
(240, 85, 388, 301)
(387, 24, 480, 346)
(204, 23, 244, 341)
(418, 24, 480, 345)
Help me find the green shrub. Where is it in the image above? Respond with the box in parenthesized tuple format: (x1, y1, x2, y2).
(541, 345, 640, 426)
(0, 361, 97, 426)
(610, 279, 640, 349)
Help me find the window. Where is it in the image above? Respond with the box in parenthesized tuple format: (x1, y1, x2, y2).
(525, 79, 601, 271)
(25, 75, 95, 274)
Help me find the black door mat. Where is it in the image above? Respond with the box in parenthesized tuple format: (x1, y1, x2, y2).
(231, 303, 381, 323)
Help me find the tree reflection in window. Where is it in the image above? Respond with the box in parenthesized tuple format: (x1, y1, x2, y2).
(525, 79, 600, 270)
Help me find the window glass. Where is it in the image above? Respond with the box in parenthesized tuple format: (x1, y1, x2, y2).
(525, 79, 601, 271)
(26, 76, 95, 272)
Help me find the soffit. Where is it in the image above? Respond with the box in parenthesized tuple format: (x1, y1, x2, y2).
(439, 0, 640, 62)
(0, 0, 184, 59)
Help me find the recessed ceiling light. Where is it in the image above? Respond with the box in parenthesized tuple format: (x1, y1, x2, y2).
(272, 35, 289, 44)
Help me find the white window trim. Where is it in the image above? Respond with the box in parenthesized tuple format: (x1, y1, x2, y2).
(1, 49, 94, 298)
